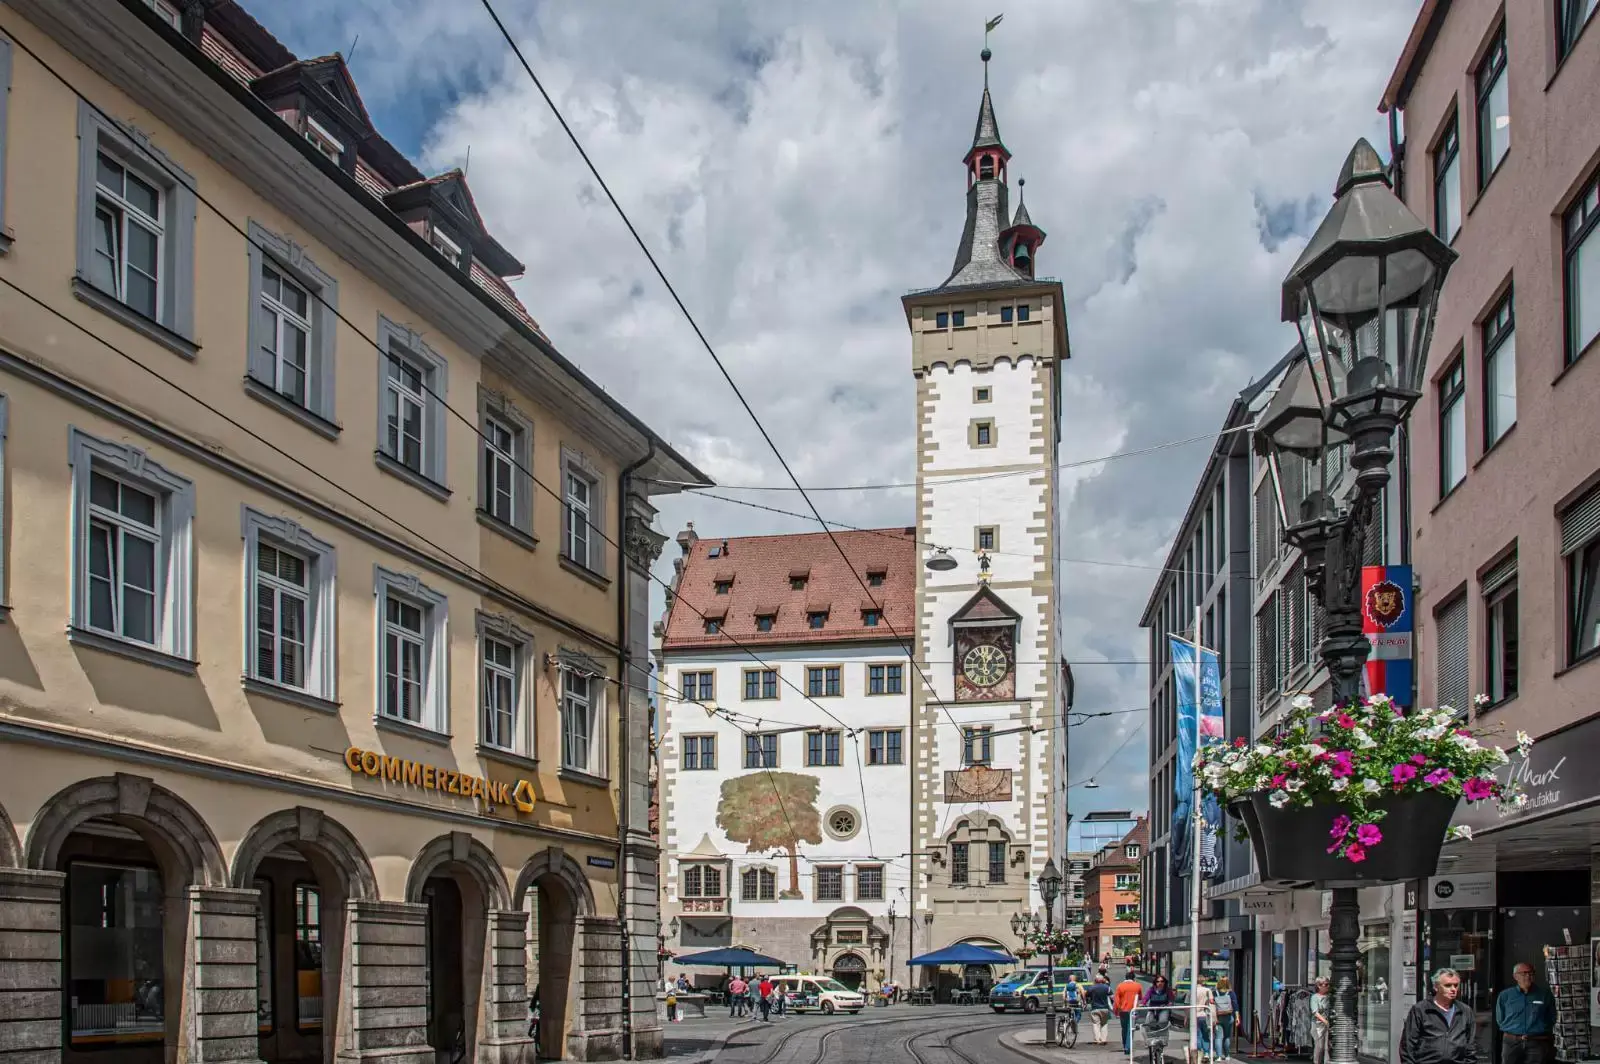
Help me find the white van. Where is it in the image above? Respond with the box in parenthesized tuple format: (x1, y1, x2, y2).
(769, 975, 867, 1015)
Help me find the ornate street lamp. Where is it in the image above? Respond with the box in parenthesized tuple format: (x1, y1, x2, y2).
(1039, 858, 1064, 1046)
(1253, 139, 1456, 1064)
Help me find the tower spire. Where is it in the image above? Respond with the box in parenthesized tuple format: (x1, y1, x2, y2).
(937, 31, 1026, 290)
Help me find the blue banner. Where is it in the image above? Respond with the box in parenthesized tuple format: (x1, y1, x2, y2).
(1170, 636, 1225, 880)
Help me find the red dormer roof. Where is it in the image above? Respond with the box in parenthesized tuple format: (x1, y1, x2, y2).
(661, 529, 917, 651)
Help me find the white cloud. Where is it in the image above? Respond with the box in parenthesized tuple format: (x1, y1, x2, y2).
(261, 0, 1419, 821)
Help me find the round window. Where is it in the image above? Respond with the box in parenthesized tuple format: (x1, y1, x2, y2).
(825, 806, 861, 841)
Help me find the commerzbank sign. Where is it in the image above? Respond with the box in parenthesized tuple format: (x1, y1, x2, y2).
(344, 746, 536, 814)
(1451, 715, 1599, 834)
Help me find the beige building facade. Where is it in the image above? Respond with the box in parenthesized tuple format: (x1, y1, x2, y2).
(0, 2, 706, 1063)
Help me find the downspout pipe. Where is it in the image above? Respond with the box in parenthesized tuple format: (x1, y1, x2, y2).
(617, 441, 655, 1060)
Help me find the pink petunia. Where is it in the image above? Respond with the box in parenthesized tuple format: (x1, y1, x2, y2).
(1329, 815, 1352, 838)
(1392, 764, 1418, 786)
(1329, 752, 1355, 778)
(1355, 824, 1383, 847)
(1425, 769, 1454, 786)
(1335, 713, 1357, 729)
(1463, 777, 1494, 801)
(1271, 774, 1287, 789)
(1344, 843, 1368, 863)
(1411, 754, 1428, 766)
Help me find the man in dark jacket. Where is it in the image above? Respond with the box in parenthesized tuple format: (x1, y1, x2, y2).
(1401, 968, 1477, 1064)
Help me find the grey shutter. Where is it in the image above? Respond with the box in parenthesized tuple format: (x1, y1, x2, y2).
(1289, 565, 1307, 670)
(1481, 550, 1517, 596)
(1255, 602, 1277, 704)
(245, 240, 274, 386)
(590, 470, 608, 577)
(1435, 595, 1470, 712)
(1254, 480, 1275, 583)
(1561, 486, 1600, 556)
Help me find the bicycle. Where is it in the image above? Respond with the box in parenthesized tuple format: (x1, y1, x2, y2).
(1061, 1004, 1082, 1049)
(1140, 1013, 1172, 1064)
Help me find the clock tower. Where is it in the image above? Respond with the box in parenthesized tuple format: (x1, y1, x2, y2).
(903, 42, 1072, 950)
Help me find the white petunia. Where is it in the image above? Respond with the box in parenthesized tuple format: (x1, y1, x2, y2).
(1255, 745, 1273, 757)
(1362, 779, 1381, 794)
(1490, 747, 1510, 764)
(1352, 729, 1378, 749)
(1331, 778, 1349, 792)
(1307, 743, 1326, 758)
(1285, 779, 1304, 793)
(1474, 693, 1490, 707)
(1269, 790, 1291, 809)
(1451, 733, 1481, 752)
(1291, 694, 1315, 712)
(1446, 825, 1474, 842)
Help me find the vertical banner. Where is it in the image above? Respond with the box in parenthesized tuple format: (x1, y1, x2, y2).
(1361, 565, 1414, 706)
(1170, 636, 1225, 878)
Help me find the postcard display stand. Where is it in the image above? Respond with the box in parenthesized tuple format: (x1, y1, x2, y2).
(1542, 944, 1591, 1061)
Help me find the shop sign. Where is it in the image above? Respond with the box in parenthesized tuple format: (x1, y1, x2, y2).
(1452, 714, 1600, 833)
(1240, 896, 1286, 919)
(1427, 872, 1495, 910)
(344, 746, 535, 813)
(587, 856, 616, 869)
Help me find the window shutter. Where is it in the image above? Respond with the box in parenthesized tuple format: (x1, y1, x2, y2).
(1561, 486, 1600, 556)
(1254, 480, 1275, 582)
(1435, 595, 1470, 712)
(1362, 495, 1385, 567)
(1481, 550, 1517, 596)
(1255, 602, 1277, 704)
(1289, 565, 1307, 670)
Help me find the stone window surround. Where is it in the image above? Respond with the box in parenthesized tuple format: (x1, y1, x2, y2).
(557, 647, 609, 783)
(823, 805, 860, 841)
(864, 663, 904, 697)
(973, 384, 991, 403)
(968, 417, 997, 448)
(476, 386, 535, 548)
(854, 863, 886, 902)
(865, 727, 904, 767)
(560, 445, 608, 581)
(73, 99, 199, 359)
(804, 728, 845, 768)
(974, 524, 1000, 553)
(241, 504, 339, 711)
(373, 564, 450, 736)
(678, 732, 718, 771)
(805, 662, 844, 698)
(739, 863, 779, 901)
(67, 426, 197, 670)
(813, 863, 846, 902)
(741, 666, 779, 701)
(374, 315, 450, 501)
(476, 610, 535, 762)
(245, 219, 340, 433)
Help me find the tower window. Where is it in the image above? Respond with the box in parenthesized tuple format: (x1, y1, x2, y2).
(979, 156, 995, 180)
(952, 310, 966, 327)
(1000, 306, 1013, 324)
(977, 526, 997, 552)
(935, 311, 949, 330)
(972, 420, 995, 448)
(974, 387, 992, 403)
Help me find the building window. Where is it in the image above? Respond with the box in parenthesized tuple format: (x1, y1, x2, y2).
(1000, 305, 1014, 324)
(75, 101, 199, 354)
(560, 663, 605, 777)
(303, 116, 344, 165)
(1017, 304, 1030, 322)
(962, 726, 993, 766)
(478, 615, 531, 755)
(862, 609, 881, 627)
(743, 668, 778, 700)
(1482, 291, 1516, 447)
(244, 223, 339, 427)
(682, 865, 722, 898)
(430, 225, 464, 267)
(294, 884, 322, 1031)
(816, 866, 844, 902)
(69, 429, 195, 663)
(681, 671, 714, 702)
(67, 861, 165, 1046)
(1436, 592, 1470, 714)
(140, 0, 182, 27)
(952, 310, 966, 327)
(1124, 844, 1140, 860)
(375, 567, 448, 732)
(988, 842, 1006, 884)
(867, 568, 886, 586)
(825, 666, 842, 695)
(477, 391, 533, 540)
(741, 868, 777, 901)
(243, 507, 336, 704)
(857, 865, 884, 901)
(806, 729, 843, 767)
(1562, 486, 1600, 663)
(561, 448, 607, 575)
(868, 664, 904, 695)
(974, 386, 992, 403)
(807, 611, 827, 630)
(1483, 554, 1519, 706)
(713, 580, 732, 594)
(790, 572, 809, 591)
(704, 618, 720, 635)
(376, 317, 448, 494)
(977, 526, 997, 552)
(951, 843, 970, 885)
(1433, 115, 1461, 243)
(1560, 0, 1599, 59)
(867, 729, 904, 764)
(1439, 358, 1466, 496)
(1475, 27, 1510, 188)
(935, 311, 949, 329)
(755, 613, 774, 632)
(973, 420, 994, 447)
(682, 735, 716, 771)
(744, 732, 778, 768)
(1564, 171, 1600, 364)
(1115, 873, 1139, 890)
(1115, 904, 1139, 921)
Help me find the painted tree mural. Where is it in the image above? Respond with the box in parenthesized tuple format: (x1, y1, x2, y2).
(717, 772, 822, 897)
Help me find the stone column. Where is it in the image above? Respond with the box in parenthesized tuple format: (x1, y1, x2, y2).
(342, 901, 431, 1064)
(568, 916, 624, 1061)
(0, 868, 65, 1064)
(476, 910, 534, 1064)
(186, 886, 267, 1064)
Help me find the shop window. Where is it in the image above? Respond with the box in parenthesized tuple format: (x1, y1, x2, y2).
(1357, 924, 1392, 1060)
(295, 883, 322, 1031)
(68, 861, 165, 1046)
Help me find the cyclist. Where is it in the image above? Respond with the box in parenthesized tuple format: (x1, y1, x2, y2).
(1062, 972, 1085, 1046)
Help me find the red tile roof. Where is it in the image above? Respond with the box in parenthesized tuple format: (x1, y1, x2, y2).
(661, 528, 917, 651)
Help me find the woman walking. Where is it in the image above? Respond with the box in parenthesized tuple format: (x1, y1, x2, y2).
(1213, 977, 1239, 1059)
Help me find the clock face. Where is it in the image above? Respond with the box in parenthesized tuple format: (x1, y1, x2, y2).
(962, 642, 1009, 687)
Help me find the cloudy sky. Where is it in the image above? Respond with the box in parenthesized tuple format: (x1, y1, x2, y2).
(260, 0, 1417, 827)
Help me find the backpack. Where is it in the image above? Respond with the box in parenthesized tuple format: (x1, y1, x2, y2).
(1216, 991, 1235, 1015)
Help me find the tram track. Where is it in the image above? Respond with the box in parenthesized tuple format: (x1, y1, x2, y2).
(733, 1008, 1026, 1064)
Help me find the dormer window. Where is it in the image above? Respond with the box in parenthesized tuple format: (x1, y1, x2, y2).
(862, 610, 881, 627)
(430, 226, 464, 268)
(303, 116, 344, 165)
(790, 569, 809, 591)
(704, 618, 720, 635)
(714, 580, 733, 595)
(807, 611, 827, 630)
(1124, 844, 1140, 860)
(867, 569, 886, 587)
(756, 614, 775, 633)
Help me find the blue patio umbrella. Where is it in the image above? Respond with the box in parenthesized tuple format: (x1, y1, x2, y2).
(906, 943, 1015, 966)
(673, 947, 788, 969)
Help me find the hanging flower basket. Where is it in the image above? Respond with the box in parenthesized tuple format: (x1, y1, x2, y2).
(1196, 693, 1530, 887)
(1014, 946, 1037, 961)
(1023, 927, 1077, 955)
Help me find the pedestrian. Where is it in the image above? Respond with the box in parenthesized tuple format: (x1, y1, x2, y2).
(1086, 974, 1114, 1045)
(1400, 967, 1476, 1064)
(676, 974, 690, 993)
(757, 977, 775, 1022)
(773, 980, 787, 1016)
(1496, 963, 1554, 1064)
(1191, 977, 1215, 1056)
(666, 987, 678, 1023)
(728, 975, 748, 1018)
(1213, 976, 1239, 1059)
(1115, 970, 1145, 1053)
(1311, 977, 1332, 1064)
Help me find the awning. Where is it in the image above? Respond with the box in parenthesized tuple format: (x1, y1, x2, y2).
(907, 943, 1015, 966)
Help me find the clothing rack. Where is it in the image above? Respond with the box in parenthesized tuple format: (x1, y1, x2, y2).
(1255, 986, 1312, 1058)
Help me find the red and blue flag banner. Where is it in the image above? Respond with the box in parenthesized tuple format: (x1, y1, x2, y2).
(1361, 565, 1414, 707)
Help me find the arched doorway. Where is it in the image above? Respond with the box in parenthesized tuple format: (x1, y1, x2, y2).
(232, 807, 378, 1064)
(406, 833, 510, 1064)
(26, 774, 227, 1064)
(831, 952, 868, 991)
(513, 850, 595, 1061)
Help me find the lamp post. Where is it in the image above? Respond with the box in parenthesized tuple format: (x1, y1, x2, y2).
(1253, 139, 1456, 1064)
(1039, 858, 1064, 1046)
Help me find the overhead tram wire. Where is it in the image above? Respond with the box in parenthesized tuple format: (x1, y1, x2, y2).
(475, 0, 983, 751)
(0, 31, 890, 855)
